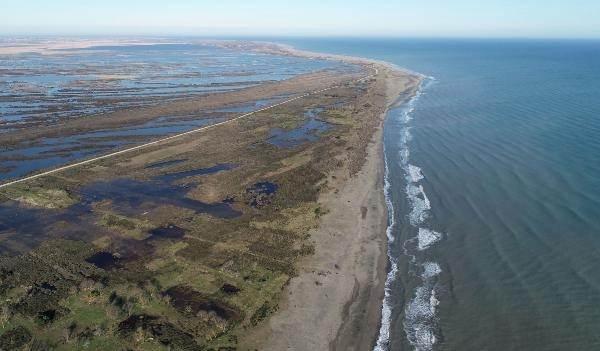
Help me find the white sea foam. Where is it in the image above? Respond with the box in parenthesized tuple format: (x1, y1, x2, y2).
(422, 262, 442, 279)
(399, 148, 410, 165)
(396, 76, 442, 351)
(417, 228, 442, 251)
(407, 183, 431, 225)
(400, 107, 413, 123)
(396, 79, 431, 124)
(383, 147, 395, 244)
(374, 76, 443, 351)
(373, 143, 397, 351)
(399, 127, 412, 146)
(374, 259, 398, 351)
(404, 285, 439, 351)
(430, 289, 440, 311)
(404, 262, 442, 351)
(407, 164, 424, 183)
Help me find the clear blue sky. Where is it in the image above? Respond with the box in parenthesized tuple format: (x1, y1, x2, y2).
(1, 0, 599, 38)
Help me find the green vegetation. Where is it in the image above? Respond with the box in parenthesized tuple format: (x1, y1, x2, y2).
(0, 185, 77, 209)
(98, 212, 154, 240)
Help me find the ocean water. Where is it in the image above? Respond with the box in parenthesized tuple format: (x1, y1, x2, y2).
(282, 38, 600, 350)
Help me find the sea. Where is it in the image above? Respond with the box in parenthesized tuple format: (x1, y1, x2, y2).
(280, 38, 600, 350)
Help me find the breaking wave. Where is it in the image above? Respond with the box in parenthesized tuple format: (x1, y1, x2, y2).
(407, 164, 424, 183)
(417, 228, 442, 251)
(407, 183, 431, 226)
(404, 266, 441, 351)
(373, 145, 398, 351)
(401, 77, 443, 351)
(375, 76, 443, 351)
(422, 262, 442, 279)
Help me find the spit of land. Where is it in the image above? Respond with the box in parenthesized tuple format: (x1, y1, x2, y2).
(0, 39, 420, 351)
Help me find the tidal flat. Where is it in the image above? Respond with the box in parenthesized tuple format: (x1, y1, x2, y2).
(0, 40, 420, 350)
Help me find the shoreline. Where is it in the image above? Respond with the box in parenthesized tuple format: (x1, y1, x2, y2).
(237, 42, 423, 350)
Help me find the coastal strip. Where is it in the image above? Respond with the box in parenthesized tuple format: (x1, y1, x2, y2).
(239, 43, 423, 351)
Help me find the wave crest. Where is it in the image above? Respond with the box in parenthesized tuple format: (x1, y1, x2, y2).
(417, 228, 442, 251)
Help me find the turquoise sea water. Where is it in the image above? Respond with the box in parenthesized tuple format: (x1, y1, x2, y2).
(281, 38, 600, 350)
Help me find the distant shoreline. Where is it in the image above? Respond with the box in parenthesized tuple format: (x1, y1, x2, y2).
(0, 38, 184, 55)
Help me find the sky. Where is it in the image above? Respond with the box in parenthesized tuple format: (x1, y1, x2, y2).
(1, 0, 599, 38)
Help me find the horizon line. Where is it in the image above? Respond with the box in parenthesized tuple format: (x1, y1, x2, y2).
(1, 32, 599, 41)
